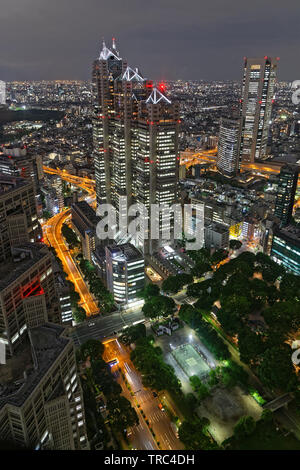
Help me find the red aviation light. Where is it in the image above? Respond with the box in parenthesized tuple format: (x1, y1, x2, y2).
(264, 56, 268, 60)
(150, 160, 154, 164)
(146, 81, 153, 89)
(276, 57, 280, 61)
(158, 82, 166, 93)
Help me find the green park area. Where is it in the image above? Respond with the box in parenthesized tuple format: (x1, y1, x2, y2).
(138, 247, 300, 449)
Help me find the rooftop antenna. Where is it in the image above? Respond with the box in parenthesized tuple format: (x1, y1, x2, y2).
(112, 37, 116, 50)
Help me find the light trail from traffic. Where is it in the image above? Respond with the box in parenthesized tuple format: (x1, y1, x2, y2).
(42, 168, 98, 317)
(43, 209, 99, 316)
(103, 339, 183, 451)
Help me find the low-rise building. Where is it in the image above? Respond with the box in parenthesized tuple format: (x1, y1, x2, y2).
(204, 221, 229, 250)
(71, 201, 100, 261)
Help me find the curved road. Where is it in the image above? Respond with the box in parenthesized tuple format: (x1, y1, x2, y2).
(43, 209, 99, 317)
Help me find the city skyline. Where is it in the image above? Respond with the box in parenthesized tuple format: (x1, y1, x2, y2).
(0, 2, 300, 454)
(1, 0, 300, 82)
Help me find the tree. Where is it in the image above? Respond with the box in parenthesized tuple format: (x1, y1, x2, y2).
(189, 376, 210, 400)
(80, 339, 104, 361)
(61, 224, 80, 247)
(178, 417, 217, 450)
(185, 393, 199, 412)
(261, 409, 273, 423)
(138, 284, 160, 300)
(179, 305, 201, 328)
(211, 249, 228, 265)
(120, 323, 146, 346)
(229, 240, 242, 251)
(280, 273, 300, 300)
(237, 327, 267, 365)
(142, 295, 176, 319)
(263, 301, 300, 336)
(162, 273, 193, 294)
(257, 345, 297, 391)
(131, 337, 181, 394)
(191, 262, 212, 278)
(234, 416, 256, 438)
(73, 306, 86, 323)
(107, 395, 139, 432)
(92, 359, 122, 397)
(195, 317, 231, 360)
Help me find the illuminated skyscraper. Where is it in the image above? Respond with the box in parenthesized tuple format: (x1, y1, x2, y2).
(239, 57, 278, 164)
(92, 39, 180, 253)
(217, 117, 240, 177)
(274, 164, 299, 226)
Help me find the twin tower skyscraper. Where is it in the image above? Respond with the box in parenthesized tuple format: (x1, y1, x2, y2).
(92, 39, 180, 254)
(217, 56, 278, 177)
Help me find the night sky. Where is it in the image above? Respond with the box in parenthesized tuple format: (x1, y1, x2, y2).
(1, 0, 300, 82)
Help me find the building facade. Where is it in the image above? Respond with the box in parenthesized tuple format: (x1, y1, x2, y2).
(270, 225, 300, 275)
(0, 176, 42, 262)
(0, 244, 61, 358)
(0, 323, 88, 450)
(217, 117, 240, 177)
(71, 201, 100, 261)
(105, 243, 144, 308)
(92, 39, 180, 253)
(274, 164, 299, 226)
(239, 57, 277, 163)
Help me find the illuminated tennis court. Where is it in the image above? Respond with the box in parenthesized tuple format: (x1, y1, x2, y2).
(171, 343, 210, 378)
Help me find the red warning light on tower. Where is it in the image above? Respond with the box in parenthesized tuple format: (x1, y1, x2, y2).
(158, 82, 166, 93)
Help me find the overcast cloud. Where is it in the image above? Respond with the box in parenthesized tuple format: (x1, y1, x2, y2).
(1, 0, 300, 82)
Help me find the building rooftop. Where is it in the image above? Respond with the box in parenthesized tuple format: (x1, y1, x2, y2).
(0, 322, 69, 409)
(0, 174, 30, 196)
(274, 224, 300, 247)
(0, 244, 50, 293)
(205, 221, 229, 234)
(71, 201, 100, 228)
(106, 243, 144, 263)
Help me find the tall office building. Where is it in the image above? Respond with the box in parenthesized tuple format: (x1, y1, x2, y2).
(274, 164, 299, 226)
(0, 146, 44, 197)
(0, 322, 89, 450)
(92, 39, 180, 254)
(0, 81, 5, 105)
(271, 225, 300, 276)
(0, 175, 42, 262)
(217, 117, 240, 177)
(0, 244, 61, 358)
(239, 57, 277, 163)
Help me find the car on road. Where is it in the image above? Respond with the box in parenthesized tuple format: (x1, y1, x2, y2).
(88, 321, 95, 327)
